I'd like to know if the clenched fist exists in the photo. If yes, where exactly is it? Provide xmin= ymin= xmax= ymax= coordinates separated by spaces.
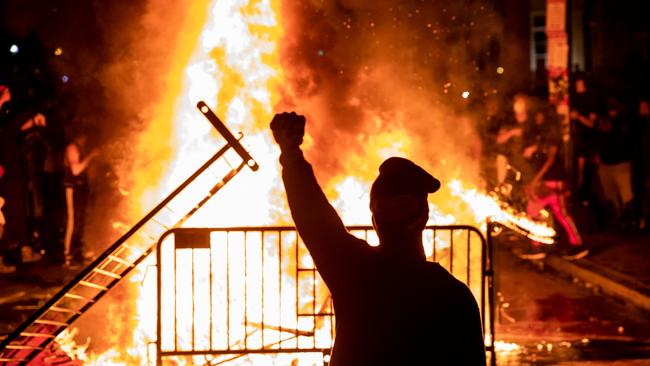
xmin=270 ymin=112 xmax=305 ymax=151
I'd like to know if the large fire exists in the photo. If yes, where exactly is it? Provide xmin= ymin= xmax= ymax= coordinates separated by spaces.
xmin=48 ymin=0 xmax=553 ymax=364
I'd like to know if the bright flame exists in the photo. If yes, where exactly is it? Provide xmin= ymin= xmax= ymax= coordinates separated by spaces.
xmin=51 ymin=0 xmax=556 ymax=362
xmin=449 ymin=180 xmax=556 ymax=244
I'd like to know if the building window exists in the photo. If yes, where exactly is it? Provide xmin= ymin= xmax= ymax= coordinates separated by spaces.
xmin=531 ymin=11 xmax=547 ymax=71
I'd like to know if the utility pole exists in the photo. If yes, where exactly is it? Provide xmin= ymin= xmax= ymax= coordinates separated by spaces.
xmin=546 ymin=0 xmax=571 ymax=175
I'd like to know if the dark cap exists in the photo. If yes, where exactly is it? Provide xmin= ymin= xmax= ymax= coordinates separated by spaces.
xmin=370 ymin=157 xmax=440 ymax=201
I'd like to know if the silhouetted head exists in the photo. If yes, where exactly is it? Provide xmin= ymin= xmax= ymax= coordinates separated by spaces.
xmin=512 ymin=93 xmax=528 ymax=123
xmin=574 ymin=78 xmax=587 ymax=94
xmin=369 ymin=157 xmax=440 ymax=257
xmin=533 ymin=102 xmax=555 ymax=126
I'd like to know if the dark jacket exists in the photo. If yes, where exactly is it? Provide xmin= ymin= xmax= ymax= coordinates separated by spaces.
xmin=281 ymin=152 xmax=486 ymax=366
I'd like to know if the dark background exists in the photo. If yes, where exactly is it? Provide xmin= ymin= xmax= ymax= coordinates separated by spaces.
xmin=2 ymin=0 xmax=649 ymax=136
xmin=1 ymin=0 xmax=649 ymax=241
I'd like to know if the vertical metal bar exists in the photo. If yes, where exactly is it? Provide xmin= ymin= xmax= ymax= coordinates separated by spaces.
xmin=226 ymin=232 xmax=231 ymax=350
xmin=295 ymin=233 xmax=300 ymax=347
xmin=244 ymin=231 xmax=248 ymax=349
xmin=261 ymin=231 xmax=265 ymax=349
xmin=191 ymin=248 xmax=195 ymax=351
xmin=433 ymin=228 xmax=437 ymax=262
xmin=174 ymin=242 xmax=178 ymax=352
xmin=467 ymin=230 xmax=471 ymax=287
xmin=312 ymin=241 xmax=316 ymax=349
xmin=449 ymin=229 xmax=454 ymax=274
xmin=329 ymin=295 xmax=335 ymax=347
xmin=156 ymin=236 xmax=163 ymax=366
xmin=209 ymin=232 xmax=213 ymax=351
xmin=487 ymin=222 xmax=496 ymax=366
xmin=278 ymin=230 xmax=283 ymax=349
xmin=481 ymin=228 xmax=486 ymax=328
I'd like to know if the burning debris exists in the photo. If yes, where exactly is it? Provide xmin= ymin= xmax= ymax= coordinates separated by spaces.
xmin=0 ymin=0 xmax=557 ymax=364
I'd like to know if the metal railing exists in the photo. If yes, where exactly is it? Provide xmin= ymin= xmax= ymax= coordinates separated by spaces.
xmin=156 ymin=225 xmax=495 ymax=365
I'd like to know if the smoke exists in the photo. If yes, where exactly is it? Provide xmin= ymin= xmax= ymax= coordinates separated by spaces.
xmin=66 ymin=0 xmax=504 ymax=359
xmin=277 ymin=0 xmax=503 ymax=197
xmin=72 ymin=0 xmax=210 ymax=359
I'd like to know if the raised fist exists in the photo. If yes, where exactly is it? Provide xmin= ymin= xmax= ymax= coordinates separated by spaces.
xmin=270 ymin=112 xmax=305 ymax=151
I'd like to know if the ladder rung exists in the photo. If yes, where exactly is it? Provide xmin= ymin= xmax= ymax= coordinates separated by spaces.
xmin=151 ymin=218 xmax=170 ymax=230
xmin=297 ymin=268 xmax=316 ymax=272
xmin=34 ymin=319 xmax=68 ymax=327
xmin=49 ymin=306 xmax=81 ymax=315
xmin=0 ymin=358 xmax=28 ymax=362
xmin=121 ymin=243 xmax=137 ymax=251
xmin=107 ymin=255 xmax=134 ymax=267
xmin=5 ymin=344 xmax=44 ymax=350
xmin=63 ymin=293 xmax=95 ymax=302
xmin=79 ymin=281 xmax=109 ymax=291
xmin=19 ymin=332 xmax=56 ymax=338
xmin=92 ymin=268 xmax=122 ymax=279
xmin=140 ymin=232 xmax=156 ymax=241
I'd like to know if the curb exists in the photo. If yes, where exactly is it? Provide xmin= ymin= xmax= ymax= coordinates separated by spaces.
xmin=545 ymin=255 xmax=650 ymax=312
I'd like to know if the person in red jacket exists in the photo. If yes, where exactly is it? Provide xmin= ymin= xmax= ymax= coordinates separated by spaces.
xmin=271 ymin=112 xmax=486 ymax=366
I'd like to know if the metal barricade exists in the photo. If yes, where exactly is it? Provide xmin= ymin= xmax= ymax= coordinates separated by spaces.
xmin=156 ymin=225 xmax=494 ymax=365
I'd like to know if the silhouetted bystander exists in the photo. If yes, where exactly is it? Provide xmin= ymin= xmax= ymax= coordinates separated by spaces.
xmin=63 ymin=133 xmax=97 ymax=266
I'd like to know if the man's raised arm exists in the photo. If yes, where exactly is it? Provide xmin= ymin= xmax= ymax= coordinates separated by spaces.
xmin=271 ymin=112 xmax=367 ymax=289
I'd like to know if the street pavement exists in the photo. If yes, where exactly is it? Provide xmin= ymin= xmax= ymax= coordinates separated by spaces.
xmin=494 ymin=231 xmax=650 ymax=365
xmin=1 ymin=231 xmax=649 ymax=365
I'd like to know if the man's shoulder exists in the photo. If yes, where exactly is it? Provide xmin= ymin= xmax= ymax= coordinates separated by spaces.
xmin=421 ymin=263 xmax=479 ymax=315
xmin=426 ymin=263 xmax=472 ymax=292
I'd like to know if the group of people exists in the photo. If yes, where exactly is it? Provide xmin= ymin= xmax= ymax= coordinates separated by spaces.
xmin=485 ymin=76 xmax=650 ymax=259
xmin=570 ymin=77 xmax=650 ymax=231
xmin=0 ymin=84 xmax=96 ymax=273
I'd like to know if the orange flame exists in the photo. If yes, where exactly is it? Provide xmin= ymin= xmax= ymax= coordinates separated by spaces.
xmin=53 ymin=0 xmax=555 ymax=363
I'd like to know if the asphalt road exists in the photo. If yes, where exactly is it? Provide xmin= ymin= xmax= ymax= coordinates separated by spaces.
xmin=1 ymin=234 xmax=650 ymax=365
xmin=493 ymin=234 xmax=650 ymax=365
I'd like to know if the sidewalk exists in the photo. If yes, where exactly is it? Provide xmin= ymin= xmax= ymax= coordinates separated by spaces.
xmin=544 ymin=232 xmax=650 ymax=312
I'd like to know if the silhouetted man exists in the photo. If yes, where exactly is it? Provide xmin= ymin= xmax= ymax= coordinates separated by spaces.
xmin=271 ymin=112 xmax=486 ymax=365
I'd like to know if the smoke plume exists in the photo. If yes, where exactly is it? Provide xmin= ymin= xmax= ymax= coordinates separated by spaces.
xmin=277 ymin=0 xmax=503 ymax=208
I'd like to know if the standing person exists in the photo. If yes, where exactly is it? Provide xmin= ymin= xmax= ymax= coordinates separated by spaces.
xmin=495 ymin=93 xmax=530 ymax=184
xmin=17 ymin=112 xmax=49 ymax=261
xmin=493 ymin=93 xmax=531 ymax=211
xmin=63 ymin=134 xmax=97 ymax=266
xmin=570 ymin=76 xmax=598 ymax=196
xmin=635 ymin=98 xmax=650 ymax=230
xmin=518 ymin=104 xmax=588 ymax=260
xmin=595 ymin=99 xmax=635 ymax=228
xmin=271 ymin=112 xmax=486 ymax=365
xmin=0 ymin=85 xmax=15 ymax=273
